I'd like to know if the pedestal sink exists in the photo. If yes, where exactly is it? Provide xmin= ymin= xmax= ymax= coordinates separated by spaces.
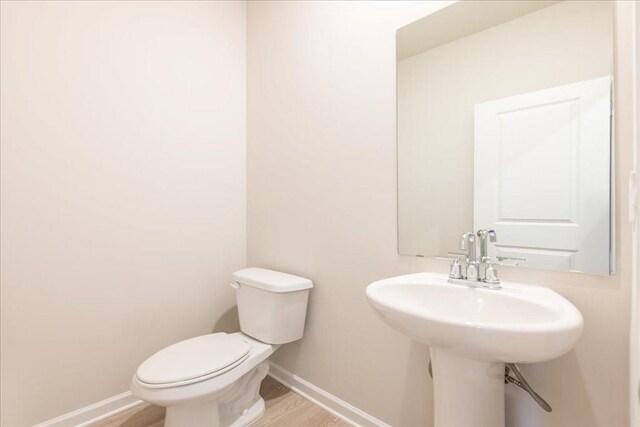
xmin=366 ymin=273 xmax=583 ymax=427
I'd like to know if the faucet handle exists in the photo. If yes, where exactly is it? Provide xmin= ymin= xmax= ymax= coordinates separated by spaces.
xmin=484 ymin=260 xmax=500 ymax=287
xmin=435 ymin=254 xmax=465 ymax=279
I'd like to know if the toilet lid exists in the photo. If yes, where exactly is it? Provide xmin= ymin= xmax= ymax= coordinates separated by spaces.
xmin=136 ymin=333 xmax=250 ymax=386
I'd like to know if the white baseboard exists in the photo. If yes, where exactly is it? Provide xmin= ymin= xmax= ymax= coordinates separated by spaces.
xmin=34 ymin=392 xmax=143 ymax=427
xmin=267 ymin=362 xmax=390 ymax=427
xmin=34 ymin=363 xmax=388 ymax=427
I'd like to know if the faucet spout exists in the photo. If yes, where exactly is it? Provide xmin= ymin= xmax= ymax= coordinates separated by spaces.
xmin=477 ymin=229 xmax=496 ymax=261
xmin=461 ymin=232 xmax=477 ymax=261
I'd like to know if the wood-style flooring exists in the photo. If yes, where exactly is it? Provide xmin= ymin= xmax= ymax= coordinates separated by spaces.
xmin=95 ymin=376 xmax=349 ymax=427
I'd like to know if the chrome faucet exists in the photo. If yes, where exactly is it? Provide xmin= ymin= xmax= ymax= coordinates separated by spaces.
xmin=460 ymin=232 xmax=479 ymax=280
xmin=477 ymin=229 xmax=496 ymax=261
xmin=437 ymin=229 xmax=524 ymax=289
xmin=477 ymin=229 xmax=497 ymax=286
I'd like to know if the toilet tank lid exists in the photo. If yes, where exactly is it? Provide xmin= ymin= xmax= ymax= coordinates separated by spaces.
xmin=233 ymin=268 xmax=313 ymax=292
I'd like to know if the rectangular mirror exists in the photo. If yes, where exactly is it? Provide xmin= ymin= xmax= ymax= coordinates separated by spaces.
xmin=397 ymin=0 xmax=614 ymax=275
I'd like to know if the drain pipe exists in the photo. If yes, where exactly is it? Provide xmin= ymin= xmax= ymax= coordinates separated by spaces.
xmin=504 ymin=364 xmax=552 ymax=412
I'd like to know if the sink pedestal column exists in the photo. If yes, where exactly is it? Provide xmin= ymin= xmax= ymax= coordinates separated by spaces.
xmin=430 ymin=348 xmax=505 ymax=427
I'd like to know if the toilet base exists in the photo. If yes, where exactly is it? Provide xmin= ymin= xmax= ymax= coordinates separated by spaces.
xmin=165 ymin=399 xmax=220 ymax=427
xmin=164 ymin=361 xmax=270 ymax=427
xmin=164 ymin=398 xmax=266 ymax=427
xmin=229 ymin=398 xmax=265 ymax=427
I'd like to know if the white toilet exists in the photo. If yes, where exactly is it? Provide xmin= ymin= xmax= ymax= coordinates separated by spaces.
xmin=130 ymin=268 xmax=312 ymax=427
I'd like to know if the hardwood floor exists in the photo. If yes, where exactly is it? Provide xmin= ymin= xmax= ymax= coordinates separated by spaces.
xmin=95 ymin=404 xmax=165 ymax=427
xmin=252 ymin=376 xmax=347 ymax=427
xmin=95 ymin=376 xmax=349 ymax=427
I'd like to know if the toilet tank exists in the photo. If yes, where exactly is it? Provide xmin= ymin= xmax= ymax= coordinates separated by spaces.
xmin=232 ymin=268 xmax=313 ymax=345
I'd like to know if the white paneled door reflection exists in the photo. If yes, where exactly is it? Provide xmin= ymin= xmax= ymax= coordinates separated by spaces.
xmin=474 ymin=76 xmax=612 ymax=275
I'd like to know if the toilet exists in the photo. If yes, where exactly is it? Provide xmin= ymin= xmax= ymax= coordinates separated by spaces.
xmin=130 ymin=268 xmax=313 ymax=427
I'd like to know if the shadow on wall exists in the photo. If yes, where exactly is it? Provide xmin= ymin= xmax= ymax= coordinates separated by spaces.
xmin=506 ymin=350 xmax=596 ymax=427
xmin=212 ymin=306 xmax=240 ymax=334
xmin=399 ymin=341 xmax=434 ymax=426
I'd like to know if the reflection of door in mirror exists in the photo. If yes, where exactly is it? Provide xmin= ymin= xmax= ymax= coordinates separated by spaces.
xmin=396 ymin=0 xmax=615 ymax=275
xmin=474 ymin=76 xmax=612 ymax=275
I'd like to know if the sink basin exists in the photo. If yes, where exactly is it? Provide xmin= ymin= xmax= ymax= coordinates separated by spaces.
xmin=366 ymin=272 xmax=583 ymax=363
xmin=366 ymin=272 xmax=583 ymax=427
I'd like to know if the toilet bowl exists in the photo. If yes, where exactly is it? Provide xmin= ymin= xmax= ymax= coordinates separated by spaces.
xmin=130 ymin=268 xmax=312 ymax=427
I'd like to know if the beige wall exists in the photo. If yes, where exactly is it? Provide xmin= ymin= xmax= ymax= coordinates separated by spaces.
xmin=398 ymin=1 xmax=613 ymax=257
xmin=0 ymin=1 xmax=246 ymax=425
xmin=247 ymin=1 xmax=632 ymax=426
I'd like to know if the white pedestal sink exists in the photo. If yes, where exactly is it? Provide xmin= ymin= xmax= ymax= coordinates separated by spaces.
xmin=366 ymin=273 xmax=583 ymax=427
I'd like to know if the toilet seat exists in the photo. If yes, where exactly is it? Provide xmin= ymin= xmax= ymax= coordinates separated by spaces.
xmin=135 ymin=333 xmax=251 ymax=389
